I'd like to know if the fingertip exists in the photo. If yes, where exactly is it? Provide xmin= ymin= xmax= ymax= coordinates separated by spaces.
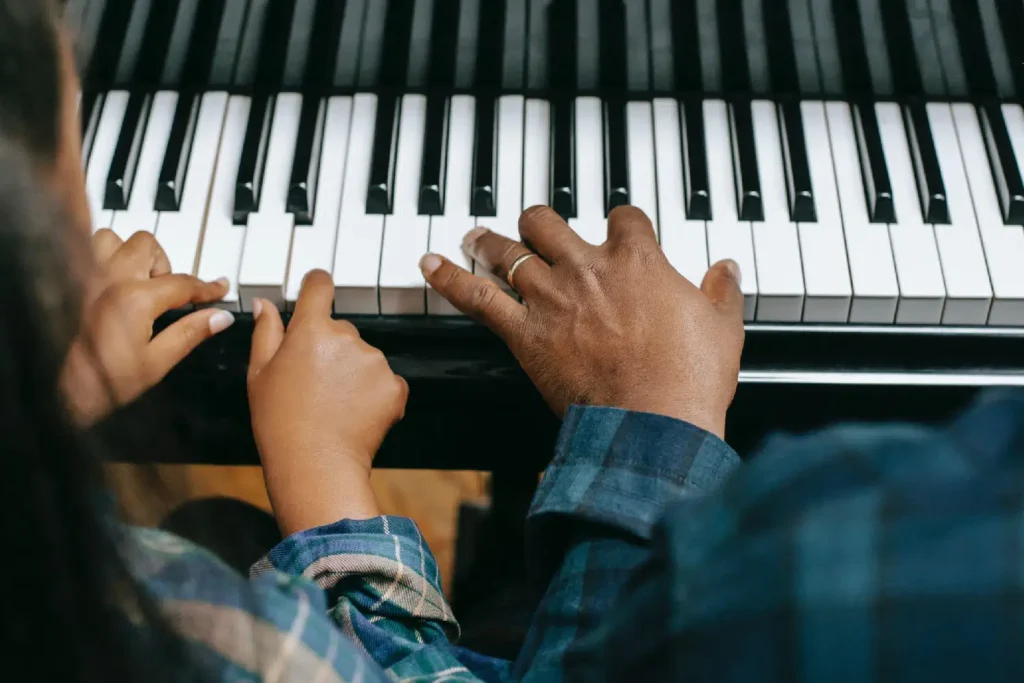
xmin=209 ymin=309 xmax=235 ymax=335
xmin=419 ymin=253 xmax=443 ymax=277
xmin=719 ymin=259 xmax=742 ymax=286
xmin=252 ymin=297 xmax=264 ymax=319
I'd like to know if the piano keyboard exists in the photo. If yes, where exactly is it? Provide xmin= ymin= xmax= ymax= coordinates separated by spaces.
xmin=70 ymin=0 xmax=1024 ymax=326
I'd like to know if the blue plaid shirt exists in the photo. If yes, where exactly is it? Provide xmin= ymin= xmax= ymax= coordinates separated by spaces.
xmin=124 ymin=389 xmax=1024 ymax=681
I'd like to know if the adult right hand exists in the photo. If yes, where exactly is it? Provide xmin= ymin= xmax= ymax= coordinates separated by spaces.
xmin=419 ymin=206 xmax=745 ymax=439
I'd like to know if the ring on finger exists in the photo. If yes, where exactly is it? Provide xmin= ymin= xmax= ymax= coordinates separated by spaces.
xmin=506 ymin=253 xmax=537 ymax=292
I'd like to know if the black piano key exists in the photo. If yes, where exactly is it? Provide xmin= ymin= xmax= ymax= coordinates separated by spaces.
xmin=547 ymin=0 xmax=577 ymax=91
xmin=831 ymin=0 xmax=874 ymax=97
xmin=995 ymin=0 xmax=1024 ymax=96
xmin=81 ymin=92 xmax=104 ymax=165
xmin=73 ymin=0 xmax=107 ymax=80
xmin=233 ymin=0 xmax=272 ymax=88
xmin=472 ymin=97 xmax=498 ymax=217
xmin=366 ymin=95 xmax=401 ymax=215
xmin=84 ymin=0 xmax=134 ymax=87
xmin=283 ymin=0 xmax=318 ymax=89
xmin=551 ymin=99 xmax=576 ymax=220
xmin=377 ymin=0 xmax=416 ymax=87
xmin=879 ymin=0 xmax=923 ymax=95
xmin=104 ymin=93 xmax=151 ymax=211
xmin=156 ymin=93 xmax=200 ymax=211
xmin=778 ymin=101 xmax=816 ymax=223
xmin=475 ymin=0 xmax=507 ymax=89
xmin=233 ymin=95 xmax=274 ymax=225
xmin=426 ymin=0 xmax=460 ymax=89
xmin=132 ymin=0 xmax=183 ymax=86
xmin=418 ymin=97 xmax=448 ymax=216
xmin=681 ymin=99 xmax=711 ymax=221
xmin=160 ymin=0 xmax=202 ymax=86
xmin=979 ymin=103 xmax=1024 ymax=225
xmin=729 ymin=103 xmax=763 ymax=222
xmin=903 ymin=104 xmax=949 ymax=225
xmin=304 ymin=0 xmax=350 ymax=89
xmin=947 ymin=0 xmax=997 ymax=98
xmin=670 ymin=0 xmax=702 ymax=92
xmin=113 ymin=0 xmax=155 ymax=85
xmin=852 ymin=103 xmax=895 ymax=224
xmin=718 ymin=0 xmax=750 ymax=94
xmin=207 ymin=0 xmax=249 ymax=87
xmin=598 ymin=0 xmax=627 ymax=92
xmin=603 ymin=100 xmax=629 ymax=214
xmin=287 ymin=98 xmax=326 ymax=225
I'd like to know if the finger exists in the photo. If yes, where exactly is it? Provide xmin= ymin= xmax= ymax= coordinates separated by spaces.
xmin=606 ymin=205 xmax=658 ymax=246
xmin=136 ymin=275 xmax=230 ymax=317
xmin=248 ymin=298 xmax=285 ymax=381
xmin=701 ymin=259 xmax=745 ymax=320
xmin=145 ymin=308 xmax=236 ymax=384
xmin=92 ymin=229 xmax=123 ymax=266
xmin=292 ymin=269 xmax=335 ymax=321
xmin=462 ymin=227 xmax=549 ymax=297
xmin=108 ymin=231 xmax=172 ymax=280
xmin=420 ymin=253 xmax=527 ymax=343
xmin=517 ymin=205 xmax=591 ymax=264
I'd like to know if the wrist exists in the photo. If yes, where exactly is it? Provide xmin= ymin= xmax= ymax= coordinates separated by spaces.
xmin=259 ymin=444 xmax=381 ymax=536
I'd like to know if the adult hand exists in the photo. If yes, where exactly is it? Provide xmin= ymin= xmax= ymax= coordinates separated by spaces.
xmin=247 ymin=270 xmax=408 ymax=535
xmin=419 ymin=206 xmax=744 ymax=438
xmin=62 ymin=230 xmax=234 ymax=425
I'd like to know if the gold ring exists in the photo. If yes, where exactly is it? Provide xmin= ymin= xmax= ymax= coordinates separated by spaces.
xmin=506 ymin=253 xmax=537 ymax=292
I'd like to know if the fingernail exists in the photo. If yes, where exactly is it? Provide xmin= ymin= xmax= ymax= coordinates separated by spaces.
xmin=723 ymin=259 xmax=742 ymax=286
xmin=213 ymin=277 xmax=230 ymax=288
xmin=252 ymin=298 xmax=263 ymax=318
xmin=419 ymin=253 xmax=443 ymax=276
xmin=462 ymin=227 xmax=489 ymax=252
xmin=209 ymin=310 xmax=235 ymax=335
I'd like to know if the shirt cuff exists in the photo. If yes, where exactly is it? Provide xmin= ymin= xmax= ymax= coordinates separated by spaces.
xmin=251 ymin=516 xmax=459 ymax=640
xmin=528 ymin=405 xmax=741 ymax=561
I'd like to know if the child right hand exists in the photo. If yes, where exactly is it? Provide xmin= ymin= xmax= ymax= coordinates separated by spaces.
xmin=247 ymin=270 xmax=408 ymax=535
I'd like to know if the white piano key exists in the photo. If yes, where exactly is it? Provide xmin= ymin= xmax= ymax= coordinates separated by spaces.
xmin=750 ymin=100 xmax=804 ymax=322
xmin=522 ymin=99 xmax=551 ymax=209
xmin=238 ymin=94 xmax=303 ymax=312
xmin=195 ymin=95 xmax=251 ymax=310
xmin=704 ymin=99 xmax=757 ymax=321
xmin=953 ymin=104 xmax=1024 ymax=326
xmin=82 ymin=92 xmax=104 ymax=168
xmin=428 ymin=95 xmax=475 ymax=315
xmin=111 ymin=91 xmax=177 ymax=240
xmin=285 ymin=96 xmax=352 ymax=308
xmin=797 ymin=101 xmax=852 ymax=322
xmin=334 ymin=94 xmax=384 ymax=314
xmin=625 ymin=101 xmax=658 ymax=230
xmin=379 ymin=94 xmax=430 ymax=314
xmin=926 ymin=103 xmax=993 ymax=325
xmin=824 ymin=102 xmax=899 ymax=323
xmin=478 ymin=95 xmax=526 ymax=291
xmin=86 ymin=91 xmax=129 ymax=233
xmin=155 ymin=92 xmax=229 ymax=278
xmin=875 ymin=102 xmax=946 ymax=324
xmin=569 ymin=96 xmax=606 ymax=246
xmin=653 ymin=99 xmax=708 ymax=286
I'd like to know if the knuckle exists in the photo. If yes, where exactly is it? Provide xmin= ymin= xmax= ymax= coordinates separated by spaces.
xmin=438 ymin=262 xmax=463 ymax=292
xmin=497 ymin=242 xmax=524 ymax=274
xmin=334 ymin=319 xmax=360 ymax=337
xmin=467 ymin=281 xmax=500 ymax=314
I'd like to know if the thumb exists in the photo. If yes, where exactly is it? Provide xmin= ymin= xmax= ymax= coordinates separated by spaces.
xmin=248 ymin=298 xmax=285 ymax=383
xmin=700 ymin=259 xmax=745 ymax=319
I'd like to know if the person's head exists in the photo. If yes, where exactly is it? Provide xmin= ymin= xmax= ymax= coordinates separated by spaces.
xmin=0 ymin=0 xmax=91 ymax=238
xmin=0 ymin=4 xmax=194 ymax=681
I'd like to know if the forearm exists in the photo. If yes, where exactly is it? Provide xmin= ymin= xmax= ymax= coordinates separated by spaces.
xmin=513 ymin=406 xmax=741 ymax=679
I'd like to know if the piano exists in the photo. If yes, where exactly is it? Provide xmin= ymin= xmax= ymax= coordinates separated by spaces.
xmin=66 ymin=0 xmax=1024 ymax=469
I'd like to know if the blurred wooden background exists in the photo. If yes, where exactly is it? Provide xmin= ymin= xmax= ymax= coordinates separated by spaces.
xmin=105 ymin=465 xmax=490 ymax=594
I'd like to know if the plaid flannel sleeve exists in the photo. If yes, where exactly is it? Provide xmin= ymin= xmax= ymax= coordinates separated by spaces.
xmin=511 ymin=405 xmax=741 ymax=680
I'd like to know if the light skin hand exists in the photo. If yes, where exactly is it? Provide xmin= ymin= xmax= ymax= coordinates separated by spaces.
xmin=247 ymin=270 xmax=409 ymax=536
xmin=61 ymin=230 xmax=235 ymax=425
xmin=419 ymin=205 xmax=745 ymax=439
